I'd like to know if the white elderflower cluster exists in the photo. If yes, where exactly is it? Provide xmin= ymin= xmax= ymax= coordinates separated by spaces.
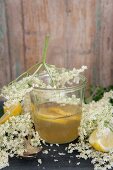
xmin=50 ymin=94 xmax=80 ymax=105
xmin=1 ymin=65 xmax=87 ymax=107
xmin=1 ymin=66 xmax=87 ymax=107
xmin=79 ymin=91 xmax=113 ymax=140
xmin=1 ymin=76 xmax=33 ymax=107
xmin=0 ymin=113 xmax=41 ymax=169
xmin=68 ymin=90 xmax=113 ymax=170
xmin=47 ymin=65 xmax=87 ymax=88
xmin=0 ymin=150 xmax=9 ymax=169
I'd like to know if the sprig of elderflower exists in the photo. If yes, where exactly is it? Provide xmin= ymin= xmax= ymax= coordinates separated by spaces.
xmin=0 ymin=113 xmax=41 ymax=169
xmin=68 ymin=90 xmax=113 ymax=170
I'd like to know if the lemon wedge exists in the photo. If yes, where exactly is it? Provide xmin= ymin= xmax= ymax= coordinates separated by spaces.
xmin=89 ymin=128 xmax=113 ymax=152
xmin=48 ymin=107 xmax=66 ymax=116
xmin=0 ymin=102 xmax=22 ymax=124
xmin=35 ymin=107 xmax=67 ymax=124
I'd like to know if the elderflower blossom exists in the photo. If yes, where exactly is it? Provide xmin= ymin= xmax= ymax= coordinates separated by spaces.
xmin=0 ymin=113 xmax=41 ymax=169
xmin=1 ymin=76 xmax=33 ymax=107
xmin=1 ymin=65 xmax=87 ymax=109
xmin=79 ymin=91 xmax=113 ymax=140
xmin=50 ymin=94 xmax=80 ymax=105
xmin=68 ymin=90 xmax=113 ymax=170
xmin=0 ymin=150 xmax=9 ymax=169
xmin=47 ymin=65 xmax=87 ymax=88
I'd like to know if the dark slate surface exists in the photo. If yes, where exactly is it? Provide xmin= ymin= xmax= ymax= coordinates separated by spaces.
xmin=4 ymin=144 xmax=94 ymax=170
xmin=0 ymin=101 xmax=94 ymax=170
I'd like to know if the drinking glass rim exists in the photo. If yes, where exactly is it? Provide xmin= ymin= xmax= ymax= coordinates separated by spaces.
xmin=32 ymin=74 xmax=87 ymax=92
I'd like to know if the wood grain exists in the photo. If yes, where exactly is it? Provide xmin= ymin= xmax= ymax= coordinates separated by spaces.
xmin=36 ymin=0 xmax=67 ymax=67
xmin=0 ymin=0 xmax=11 ymax=87
xmin=5 ymin=0 xmax=25 ymax=80
xmin=64 ymin=0 xmax=96 ymax=86
xmin=22 ymin=0 xmax=67 ymax=69
xmin=22 ymin=0 xmax=39 ymax=70
xmin=0 ymin=0 xmax=113 ymax=88
xmin=97 ymin=0 xmax=113 ymax=86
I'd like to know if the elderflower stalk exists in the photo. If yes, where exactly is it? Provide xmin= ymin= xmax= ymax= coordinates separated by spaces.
xmin=42 ymin=35 xmax=49 ymax=65
xmin=8 ymin=35 xmax=55 ymax=87
xmin=32 ymin=63 xmax=43 ymax=77
xmin=32 ymin=35 xmax=50 ymax=77
xmin=31 ymin=35 xmax=55 ymax=87
xmin=15 ymin=62 xmax=42 ymax=81
xmin=44 ymin=63 xmax=56 ymax=87
xmin=42 ymin=35 xmax=55 ymax=87
xmin=41 ymin=35 xmax=55 ymax=87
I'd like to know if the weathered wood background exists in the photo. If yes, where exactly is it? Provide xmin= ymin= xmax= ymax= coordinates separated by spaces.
xmin=0 ymin=0 xmax=113 ymax=88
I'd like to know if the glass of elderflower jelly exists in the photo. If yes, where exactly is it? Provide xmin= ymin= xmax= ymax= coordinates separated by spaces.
xmin=30 ymin=73 xmax=86 ymax=144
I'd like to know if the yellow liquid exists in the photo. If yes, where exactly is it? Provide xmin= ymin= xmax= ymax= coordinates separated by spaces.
xmin=33 ymin=103 xmax=82 ymax=144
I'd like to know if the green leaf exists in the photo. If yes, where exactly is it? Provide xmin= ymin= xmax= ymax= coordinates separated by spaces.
xmin=0 ymin=102 xmax=4 ymax=118
xmin=85 ymin=85 xmax=113 ymax=103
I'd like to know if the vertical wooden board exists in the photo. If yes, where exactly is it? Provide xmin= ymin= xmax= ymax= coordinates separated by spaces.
xmin=64 ymin=0 xmax=96 ymax=86
xmin=0 ymin=0 xmax=10 ymax=87
xmin=98 ymin=0 xmax=113 ymax=86
xmin=23 ymin=0 xmax=67 ymax=69
xmin=22 ymin=0 xmax=40 ymax=69
xmin=92 ymin=0 xmax=102 ymax=86
xmin=37 ymin=0 xmax=67 ymax=67
xmin=5 ymin=0 xmax=25 ymax=80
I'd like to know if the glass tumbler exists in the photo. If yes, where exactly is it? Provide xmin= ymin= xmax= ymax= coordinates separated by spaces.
xmin=30 ymin=74 xmax=86 ymax=144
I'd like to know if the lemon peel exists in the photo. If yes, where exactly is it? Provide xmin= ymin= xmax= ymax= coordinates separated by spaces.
xmin=0 ymin=102 xmax=22 ymax=124
xmin=89 ymin=128 xmax=113 ymax=152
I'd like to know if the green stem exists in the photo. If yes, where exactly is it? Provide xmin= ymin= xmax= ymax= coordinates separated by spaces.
xmin=8 ymin=35 xmax=51 ymax=86
xmin=42 ymin=35 xmax=50 ymax=64
xmin=85 ymin=87 xmax=98 ymax=104
xmin=44 ymin=63 xmax=55 ymax=87
xmin=26 ymin=62 xmax=42 ymax=74
xmin=32 ymin=63 xmax=43 ymax=77
xmin=8 ymin=62 xmax=42 ymax=86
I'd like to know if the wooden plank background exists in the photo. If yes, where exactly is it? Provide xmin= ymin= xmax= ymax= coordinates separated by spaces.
xmin=0 ymin=0 xmax=113 ymax=88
